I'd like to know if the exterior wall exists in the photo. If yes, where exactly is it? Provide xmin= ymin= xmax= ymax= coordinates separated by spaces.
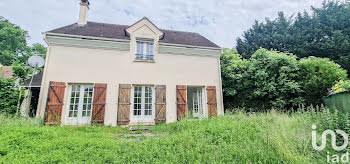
xmin=37 ymin=44 xmax=223 ymax=126
xmin=38 ymin=21 xmax=223 ymax=126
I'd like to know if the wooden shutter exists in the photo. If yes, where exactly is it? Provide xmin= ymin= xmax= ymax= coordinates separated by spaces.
xmin=91 ymin=83 xmax=107 ymax=125
xmin=176 ymin=85 xmax=187 ymax=120
xmin=117 ymin=84 xmax=131 ymax=125
xmin=206 ymin=86 xmax=218 ymax=117
xmin=155 ymin=85 xmax=166 ymax=123
xmin=44 ymin=81 xmax=66 ymax=125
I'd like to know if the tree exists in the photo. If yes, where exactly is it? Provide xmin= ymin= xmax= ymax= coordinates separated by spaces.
xmin=0 ymin=16 xmax=30 ymax=65
xmin=31 ymin=43 xmax=47 ymax=56
xmin=236 ymin=1 xmax=350 ymax=74
xmin=0 ymin=16 xmax=47 ymax=66
xmin=297 ymin=57 xmax=348 ymax=105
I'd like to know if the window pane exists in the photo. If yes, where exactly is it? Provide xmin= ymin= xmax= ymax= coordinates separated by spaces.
xmin=136 ymin=40 xmax=153 ymax=61
xmin=69 ymin=85 xmax=81 ymax=118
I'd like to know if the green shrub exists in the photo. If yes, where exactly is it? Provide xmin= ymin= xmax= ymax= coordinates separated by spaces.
xmin=220 ymin=48 xmax=250 ymax=108
xmin=0 ymin=78 xmax=21 ymax=114
xmin=221 ymin=48 xmax=348 ymax=110
xmin=222 ymin=48 xmax=303 ymax=110
xmin=297 ymin=57 xmax=348 ymax=105
xmin=331 ymin=79 xmax=350 ymax=94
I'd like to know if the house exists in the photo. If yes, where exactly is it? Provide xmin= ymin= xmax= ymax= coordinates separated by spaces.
xmin=0 ymin=65 xmax=13 ymax=79
xmin=37 ymin=0 xmax=223 ymax=126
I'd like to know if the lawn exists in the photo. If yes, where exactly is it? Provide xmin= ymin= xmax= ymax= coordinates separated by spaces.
xmin=0 ymin=111 xmax=329 ymax=163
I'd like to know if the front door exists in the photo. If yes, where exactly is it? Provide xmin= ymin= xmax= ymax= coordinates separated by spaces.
xmin=65 ymin=84 xmax=94 ymax=125
xmin=132 ymin=86 xmax=154 ymax=123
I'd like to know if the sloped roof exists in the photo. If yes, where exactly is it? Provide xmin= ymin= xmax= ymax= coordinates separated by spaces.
xmin=47 ymin=21 xmax=220 ymax=48
xmin=21 ymin=71 xmax=43 ymax=87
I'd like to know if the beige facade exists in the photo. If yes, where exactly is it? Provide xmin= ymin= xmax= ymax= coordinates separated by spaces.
xmin=37 ymin=18 xmax=223 ymax=126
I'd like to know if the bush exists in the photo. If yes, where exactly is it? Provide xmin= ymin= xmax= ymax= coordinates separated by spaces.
xmin=331 ymin=79 xmax=350 ymax=94
xmin=220 ymin=48 xmax=249 ymax=108
xmin=0 ymin=78 xmax=21 ymax=114
xmin=222 ymin=48 xmax=303 ymax=110
xmin=297 ymin=57 xmax=348 ymax=105
xmin=222 ymin=48 xmax=348 ymax=110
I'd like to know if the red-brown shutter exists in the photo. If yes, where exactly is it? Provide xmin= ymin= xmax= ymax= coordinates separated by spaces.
xmin=117 ymin=84 xmax=131 ymax=125
xmin=176 ymin=85 xmax=187 ymax=120
xmin=155 ymin=85 xmax=166 ymax=123
xmin=91 ymin=83 xmax=107 ymax=125
xmin=44 ymin=81 xmax=66 ymax=125
xmin=206 ymin=86 xmax=218 ymax=117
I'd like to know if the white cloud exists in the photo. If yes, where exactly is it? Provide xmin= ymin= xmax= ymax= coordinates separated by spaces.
xmin=0 ymin=0 xmax=322 ymax=48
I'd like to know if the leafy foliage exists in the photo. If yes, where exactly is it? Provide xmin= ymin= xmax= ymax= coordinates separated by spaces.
xmin=0 ymin=16 xmax=29 ymax=65
xmin=0 ymin=16 xmax=46 ymax=66
xmin=236 ymin=1 xmax=350 ymax=74
xmin=31 ymin=43 xmax=47 ymax=55
xmin=11 ymin=60 xmax=29 ymax=79
xmin=331 ymin=79 xmax=350 ymax=94
xmin=0 ymin=78 xmax=21 ymax=114
xmin=221 ymin=48 xmax=303 ymax=109
xmin=220 ymin=49 xmax=250 ymax=108
xmin=297 ymin=57 xmax=348 ymax=105
xmin=221 ymin=48 xmax=347 ymax=109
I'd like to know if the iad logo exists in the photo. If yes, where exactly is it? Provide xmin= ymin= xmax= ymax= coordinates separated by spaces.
xmin=312 ymin=124 xmax=348 ymax=151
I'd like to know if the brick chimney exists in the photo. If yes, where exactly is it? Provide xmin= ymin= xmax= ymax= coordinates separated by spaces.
xmin=78 ymin=0 xmax=90 ymax=26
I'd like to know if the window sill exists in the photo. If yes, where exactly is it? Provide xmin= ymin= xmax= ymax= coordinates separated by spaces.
xmin=133 ymin=59 xmax=155 ymax=63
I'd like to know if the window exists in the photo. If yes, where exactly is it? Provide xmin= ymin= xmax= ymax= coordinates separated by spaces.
xmin=136 ymin=40 xmax=154 ymax=61
xmin=133 ymin=86 xmax=153 ymax=116
xmin=68 ymin=85 xmax=94 ymax=121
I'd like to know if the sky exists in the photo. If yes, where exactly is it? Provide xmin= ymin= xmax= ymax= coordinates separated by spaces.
xmin=0 ymin=0 xmax=323 ymax=48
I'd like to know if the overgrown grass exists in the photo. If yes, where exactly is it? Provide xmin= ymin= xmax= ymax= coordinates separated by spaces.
xmin=0 ymin=110 xmax=338 ymax=163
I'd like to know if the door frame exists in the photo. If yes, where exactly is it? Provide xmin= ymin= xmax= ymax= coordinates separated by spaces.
xmin=64 ymin=83 xmax=94 ymax=125
xmin=187 ymin=85 xmax=207 ymax=119
xmin=192 ymin=87 xmax=204 ymax=118
xmin=130 ymin=85 xmax=155 ymax=123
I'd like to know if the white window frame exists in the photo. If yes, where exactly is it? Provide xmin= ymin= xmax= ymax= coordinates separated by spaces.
xmin=65 ymin=84 xmax=94 ymax=125
xmin=135 ymin=39 xmax=154 ymax=61
xmin=192 ymin=88 xmax=204 ymax=118
xmin=131 ymin=85 xmax=155 ymax=123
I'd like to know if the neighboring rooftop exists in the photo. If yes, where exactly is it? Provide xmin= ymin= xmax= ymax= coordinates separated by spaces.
xmin=0 ymin=66 xmax=13 ymax=79
xmin=47 ymin=21 xmax=220 ymax=48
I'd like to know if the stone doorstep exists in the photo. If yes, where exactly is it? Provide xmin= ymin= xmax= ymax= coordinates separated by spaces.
xmin=129 ymin=125 xmax=154 ymax=131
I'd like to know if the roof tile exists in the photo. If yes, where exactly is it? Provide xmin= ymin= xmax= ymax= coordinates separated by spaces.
xmin=48 ymin=21 xmax=220 ymax=48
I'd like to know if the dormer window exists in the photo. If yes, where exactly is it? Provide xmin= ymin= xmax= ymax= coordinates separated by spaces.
xmin=136 ymin=39 xmax=154 ymax=61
